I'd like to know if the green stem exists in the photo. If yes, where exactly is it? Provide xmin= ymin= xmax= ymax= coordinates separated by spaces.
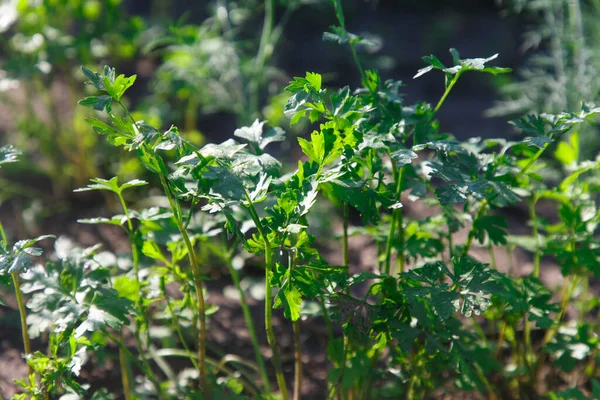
xmin=117 ymin=192 xmax=155 ymax=394
xmin=462 ymin=200 xmax=487 ymax=257
xmin=159 ymin=175 xmax=210 ymax=397
xmin=290 ymin=248 xmax=303 ymax=400
xmin=244 ymin=191 xmax=288 ymax=398
xmin=394 ymin=167 xmax=405 ymax=274
xmin=162 ymin=278 xmax=199 ymax=370
xmin=0 ymin=220 xmax=8 ymax=250
xmin=331 ymin=0 xmax=367 ymax=88
xmin=383 ymin=211 xmax=397 ymax=276
xmin=523 ymin=196 xmax=541 ymax=379
xmin=529 ymin=196 xmax=541 ymax=278
xmin=384 ymin=162 xmax=404 ymax=275
xmin=343 ymin=203 xmax=349 ymax=268
xmin=154 ymin=348 xmax=260 ymax=395
xmin=12 ymin=272 xmax=33 ymax=375
xmin=106 ymin=330 xmax=166 ymax=398
xmin=249 ymin=0 xmax=276 ymax=121
xmin=118 ymin=331 xmax=132 ymax=400
xmin=434 ymin=72 xmax=462 ymax=114
xmin=293 ymin=320 xmax=302 ymax=400
xmin=534 ymin=274 xmax=579 ymax=384
xmin=223 ymin=246 xmax=271 ymax=392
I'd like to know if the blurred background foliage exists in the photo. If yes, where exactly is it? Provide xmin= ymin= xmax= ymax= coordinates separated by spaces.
xmin=0 ymin=0 xmax=599 ymax=209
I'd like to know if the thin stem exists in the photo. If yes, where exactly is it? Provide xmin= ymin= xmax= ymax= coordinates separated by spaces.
xmin=12 ymin=272 xmax=33 ymax=375
xmin=118 ymin=331 xmax=132 ymax=400
xmin=331 ymin=0 xmax=368 ymax=87
xmin=117 ymin=192 xmax=155 ymax=394
xmin=383 ymin=211 xmax=397 ymax=276
xmin=106 ymin=330 xmax=166 ymax=398
xmin=384 ymin=162 xmax=404 ymax=275
xmin=221 ymin=245 xmax=271 ymax=392
xmin=523 ymin=196 xmax=541 ymax=380
xmin=159 ymin=175 xmax=210 ymax=397
xmin=0 ymin=220 xmax=8 ymax=250
xmin=394 ymin=167 xmax=405 ymax=275
xmin=154 ymin=348 xmax=260 ymax=395
xmin=488 ymin=243 xmax=497 ymax=270
xmin=447 ymin=230 xmax=454 ymax=261
xmin=249 ymin=0 xmax=276 ymax=121
xmin=434 ymin=72 xmax=462 ymax=114
xmin=162 ymin=279 xmax=199 ymax=370
xmin=343 ymin=203 xmax=349 ymax=268
xmin=462 ymin=201 xmax=487 ymax=257
xmin=244 ymin=191 xmax=288 ymax=398
xmin=495 ymin=321 xmax=507 ymax=358
xmin=293 ymin=320 xmax=302 ymax=400
xmin=534 ymin=275 xmax=579 ymax=384
xmin=291 ymin=250 xmax=303 ymax=400
xmin=529 ymin=196 xmax=541 ymax=279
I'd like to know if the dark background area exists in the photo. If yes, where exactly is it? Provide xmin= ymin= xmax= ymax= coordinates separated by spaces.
xmin=124 ymin=0 xmax=528 ymax=140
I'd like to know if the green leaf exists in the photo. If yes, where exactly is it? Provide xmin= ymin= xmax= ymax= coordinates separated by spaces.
xmin=414 ymin=50 xmax=510 ymax=79
xmin=246 ymin=173 xmax=271 ymax=204
xmin=204 ymin=166 xmax=245 ymax=201
xmin=137 ymin=146 xmax=168 ymax=176
xmin=234 ymin=120 xmax=286 ymax=151
xmin=142 ymin=241 xmax=170 ymax=264
xmin=78 ymin=95 xmax=112 ymax=111
xmin=113 ymin=275 xmax=140 ymax=303
xmin=278 ymin=283 xmax=303 ymax=321
xmin=119 ymin=179 xmax=148 ymax=191
xmin=555 ymin=132 xmax=579 ymax=166
xmin=74 ymin=177 xmax=120 ymax=194
xmin=473 ymin=215 xmax=508 ymax=245
xmin=84 ymin=117 xmax=120 ymax=136
xmin=305 ymin=72 xmax=322 ymax=91
xmin=109 ymin=74 xmax=137 ymax=102
xmin=322 ymin=26 xmax=373 ymax=46
xmin=0 ymin=145 xmax=21 ymax=167
xmin=199 ymin=140 xmax=247 ymax=160
xmin=522 ymin=136 xmax=553 ymax=149
xmin=81 ymin=66 xmax=105 ymax=90
xmin=390 ymin=148 xmax=418 ymax=167
xmin=13 ymin=235 xmax=55 ymax=254
xmin=77 ymin=216 xmax=127 ymax=226
xmin=74 ymin=305 xmax=123 ymax=337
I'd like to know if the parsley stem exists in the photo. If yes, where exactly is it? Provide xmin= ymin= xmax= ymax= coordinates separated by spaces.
xmin=244 ymin=190 xmax=289 ymax=399
xmin=384 ymin=162 xmax=404 ymax=275
xmin=433 ymin=72 xmax=461 ymax=115
xmin=394 ymin=167 xmax=406 ymax=275
xmin=0 ymin=220 xmax=7 ymax=250
xmin=343 ymin=202 xmax=349 ymax=268
xmin=117 ymin=192 xmax=158 ymax=398
xmin=462 ymin=200 xmax=487 ymax=257
xmin=529 ymin=196 xmax=541 ymax=279
xmin=290 ymin=250 xmax=303 ymax=400
xmin=293 ymin=319 xmax=302 ymax=400
xmin=248 ymin=0 xmax=276 ymax=122
xmin=118 ymin=331 xmax=132 ymax=400
xmin=106 ymin=330 xmax=166 ymax=398
xmin=159 ymin=174 xmax=210 ymax=397
xmin=162 ymin=278 xmax=199 ymax=370
xmin=12 ymin=271 xmax=33 ymax=375
xmin=221 ymin=244 xmax=271 ymax=392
